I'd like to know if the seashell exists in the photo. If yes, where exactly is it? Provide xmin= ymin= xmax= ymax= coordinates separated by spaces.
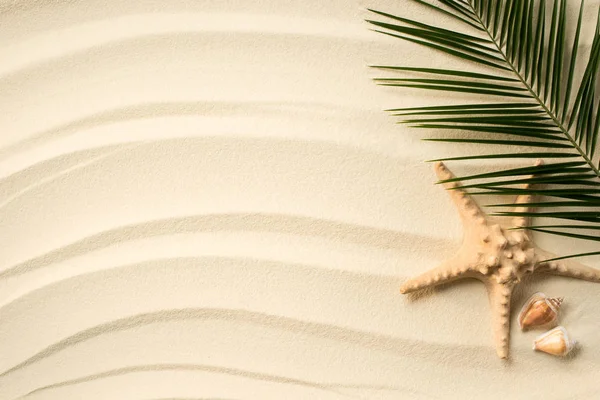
xmin=533 ymin=326 xmax=577 ymax=357
xmin=518 ymin=292 xmax=563 ymax=331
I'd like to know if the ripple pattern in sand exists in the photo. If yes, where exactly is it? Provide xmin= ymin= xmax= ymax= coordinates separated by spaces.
xmin=2 ymin=1 xmax=600 ymax=400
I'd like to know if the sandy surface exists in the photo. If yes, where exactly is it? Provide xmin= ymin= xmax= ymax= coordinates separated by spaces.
xmin=1 ymin=0 xmax=599 ymax=399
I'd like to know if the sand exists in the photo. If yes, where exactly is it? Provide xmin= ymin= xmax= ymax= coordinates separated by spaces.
xmin=1 ymin=0 xmax=599 ymax=399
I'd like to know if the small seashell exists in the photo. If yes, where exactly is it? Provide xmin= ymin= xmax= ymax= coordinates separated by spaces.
xmin=533 ymin=326 xmax=577 ymax=357
xmin=518 ymin=292 xmax=563 ymax=331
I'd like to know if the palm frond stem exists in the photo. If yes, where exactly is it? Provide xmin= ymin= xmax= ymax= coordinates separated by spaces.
xmin=463 ymin=1 xmax=600 ymax=178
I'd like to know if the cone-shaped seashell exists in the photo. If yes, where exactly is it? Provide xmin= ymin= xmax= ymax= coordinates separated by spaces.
xmin=533 ymin=326 xmax=577 ymax=357
xmin=518 ymin=292 xmax=563 ymax=331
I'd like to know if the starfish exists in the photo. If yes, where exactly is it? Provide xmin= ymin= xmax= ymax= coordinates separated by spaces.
xmin=400 ymin=161 xmax=600 ymax=359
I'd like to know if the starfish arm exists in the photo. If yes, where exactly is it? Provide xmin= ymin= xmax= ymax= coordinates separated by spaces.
xmin=434 ymin=162 xmax=485 ymax=224
xmin=512 ymin=159 xmax=544 ymax=228
xmin=536 ymin=248 xmax=600 ymax=282
xmin=486 ymin=281 xmax=514 ymax=359
xmin=400 ymin=255 xmax=474 ymax=294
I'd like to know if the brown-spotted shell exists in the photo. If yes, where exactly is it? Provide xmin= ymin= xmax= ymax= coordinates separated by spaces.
xmin=518 ymin=292 xmax=563 ymax=331
xmin=533 ymin=326 xmax=577 ymax=357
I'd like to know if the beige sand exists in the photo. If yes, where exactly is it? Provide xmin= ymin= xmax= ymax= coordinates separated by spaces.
xmin=0 ymin=0 xmax=599 ymax=399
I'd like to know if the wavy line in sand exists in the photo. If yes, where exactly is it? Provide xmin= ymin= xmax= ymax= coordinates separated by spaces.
xmin=16 ymin=363 xmax=401 ymax=399
xmin=0 ymin=144 xmax=141 ymax=209
xmin=0 ymin=213 xmax=453 ymax=279
xmin=0 ymin=308 xmax=491 ymax=380
xmin=0 ymin=100 xmax=361 ymax=161
xmin=0 ymin=143 xmax=122 ymax=183
xmin=1 ymin=255 xmax=393 ymax=310
xmin=1 ymin=12 xmax=372 ymax=79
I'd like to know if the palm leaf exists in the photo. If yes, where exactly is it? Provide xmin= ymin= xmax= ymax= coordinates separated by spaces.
xmin=369 ymin=0 xmax=600 ymax=259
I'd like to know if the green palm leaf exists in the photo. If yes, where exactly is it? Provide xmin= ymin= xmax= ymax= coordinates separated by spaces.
xmin=369 ymin=0 xmax=600 ymax=259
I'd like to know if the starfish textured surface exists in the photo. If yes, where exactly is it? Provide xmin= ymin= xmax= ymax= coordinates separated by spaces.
xmin=400 ymin=161 xmax=600 ymax=359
